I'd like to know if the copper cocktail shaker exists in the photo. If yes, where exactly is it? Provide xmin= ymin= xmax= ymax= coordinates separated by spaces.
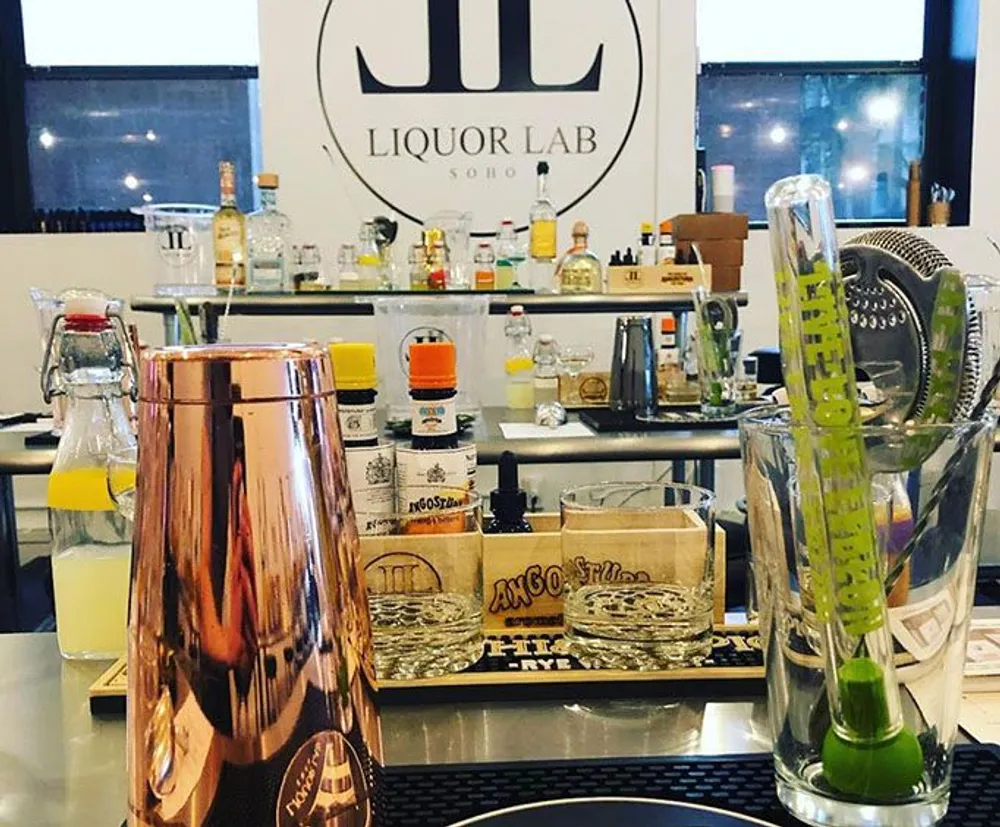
xmin=128 ymin=344 xmax=382 ymax=826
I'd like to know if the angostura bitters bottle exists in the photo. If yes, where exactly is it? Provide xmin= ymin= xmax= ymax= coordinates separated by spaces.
xmin=128 ymin=344 xmax=382 ymax=826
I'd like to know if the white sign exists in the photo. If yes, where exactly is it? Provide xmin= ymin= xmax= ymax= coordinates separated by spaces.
xmin=259 ymin=0 xmax=678 ymax=261
xmin=316 ymin=0 xmax=643 ymax=236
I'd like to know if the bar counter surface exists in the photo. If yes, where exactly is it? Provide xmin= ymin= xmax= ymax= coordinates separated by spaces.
xmin=0 ymin=633 xmax=771 ymax=827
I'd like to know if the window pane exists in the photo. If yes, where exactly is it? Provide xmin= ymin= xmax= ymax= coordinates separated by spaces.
xmin=26 ymin=77 xmax=259 ymax=211
xmin=697 ymin=0 xmax=925 ymax=63
xmin=22 ymin=0 xmax=259 ymax=66
xmin=698 ymin=72 xmax=926 ymax=222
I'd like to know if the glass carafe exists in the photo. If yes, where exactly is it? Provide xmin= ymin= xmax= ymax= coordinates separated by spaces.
xmin=41 ymin=289 xmax=137 ymax=660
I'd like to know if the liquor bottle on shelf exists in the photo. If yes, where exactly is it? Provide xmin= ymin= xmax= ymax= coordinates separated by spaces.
xmin=337 ymin=243 xmax=359 ymax=289
xmin=658 ymin=220 xmax=676 ymax=264
xmin=356 ymin=220 xmax=382 ymax=290
xmin=528 ymin=161 xmax=557 ymax=292
xmin=428 ymin=240 xmax=450 ymax=291
xmin=408 ymin=242 xmax=429 ymax=291
xmin=638 ymin=222 xmax=656 ymax=265
xmin=213 ymin=161 xmax=246 ymax=289
xmin=495 ymin=219 xmax=525 ymax=289
xmin=504 ymin=304 xmax=534 ymax=409
xmin=296 ymin=243 xmax=322 ymax=291
xmin=247 ymin=172 xmax=292 ymax=293
xmin=474 ymin=242 xmax=496 ymax=291
xmin=556 ymin=220 xmax=602 ymax=294
xmin=533 ymin=333 xmax=560 ymax=405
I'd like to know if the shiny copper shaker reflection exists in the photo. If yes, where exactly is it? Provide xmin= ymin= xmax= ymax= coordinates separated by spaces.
xmin=128 ymin=344 xmax=382 ymax=827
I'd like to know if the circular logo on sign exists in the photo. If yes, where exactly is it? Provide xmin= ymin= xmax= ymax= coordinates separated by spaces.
xmin=276 ymin=731 xmax=370 ymax=827
xmin=317 ymin=0 xmax=643 ymax=235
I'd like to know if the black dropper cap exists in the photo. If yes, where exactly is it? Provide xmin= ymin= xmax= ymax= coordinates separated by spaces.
xmin=537 ymin=161 xmax=550 ymax=175
xmin=490 ymin=450 xmax=528 ymax=524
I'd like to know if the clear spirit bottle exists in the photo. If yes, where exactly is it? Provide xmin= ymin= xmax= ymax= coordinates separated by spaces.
xmin=408 ymin=243 xmax=428 ymax=291
xmin=247 ymin=172 xmax=292 ymax=293
xmin=557 ymin=220 xmax=602 ymax=294
xmin=528 ymin=162 xmax=557 ymax=292
xmin=495 ymin=219 xmax=525 ymax=289
xmin=213 ymin=161 xmax=246 ymax=288
xmin=533 ymin=333 xmax=560 ymax=405
xmin=356 ymin=220 xmax=381 ymax=290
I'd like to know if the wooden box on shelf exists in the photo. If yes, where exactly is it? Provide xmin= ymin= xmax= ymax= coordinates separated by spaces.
xmin=606 ymin=263 xmax=711 ymax=294
xmin=558 ymin=371 xmax=611 ymax=408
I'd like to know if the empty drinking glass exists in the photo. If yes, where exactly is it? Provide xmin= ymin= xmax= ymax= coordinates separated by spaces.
xmin=561 ymin=482 xmax=716 ymax=670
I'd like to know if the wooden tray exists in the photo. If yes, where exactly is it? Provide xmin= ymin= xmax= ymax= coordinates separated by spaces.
xmin=89 ymin=626 xmax=763 ymax=714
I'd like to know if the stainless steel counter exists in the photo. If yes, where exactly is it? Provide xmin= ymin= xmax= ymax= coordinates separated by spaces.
xmin=0 ymin=633 xmax=770 ymax=827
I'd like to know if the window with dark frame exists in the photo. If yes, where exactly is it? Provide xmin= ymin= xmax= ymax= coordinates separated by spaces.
xmin=696 ymin=0 xmax=978 ymax=227
xmin=0 ymin=0 xmax=261 ymax=233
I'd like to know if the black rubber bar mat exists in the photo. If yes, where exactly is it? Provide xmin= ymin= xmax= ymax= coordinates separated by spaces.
xmin=91 ymin=629 xmax=766 ymax=714
xmin=381 ymin=745 xmax=1000 ymax=827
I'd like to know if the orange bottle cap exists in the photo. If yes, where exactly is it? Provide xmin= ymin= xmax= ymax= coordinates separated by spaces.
xmin=659 ymin=219 xmax=673 ymax=233
xmin=409 ymin=342 xmax=457 ymax=390
xmin=661 ymin=316 xmax=676 ymax=332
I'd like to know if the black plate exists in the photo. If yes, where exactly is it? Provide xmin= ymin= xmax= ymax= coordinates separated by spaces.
xmin=446 ymin=797 xmax=776 ymax=826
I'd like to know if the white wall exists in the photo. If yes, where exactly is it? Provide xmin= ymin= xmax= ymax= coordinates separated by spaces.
xmin=3 ymin=0 xmax=1000 ymax=519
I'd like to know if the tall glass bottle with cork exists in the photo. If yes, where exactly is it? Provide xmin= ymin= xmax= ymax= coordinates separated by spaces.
xmin=528 ymin=161 xmax=557 ymax=292
xmin=247 ymin=172 xmax=292 ymax=292
xmin=213 ymin=161 xmax=247 ymax=289
xmin=41 ymin=291 xmax=136 ymax=659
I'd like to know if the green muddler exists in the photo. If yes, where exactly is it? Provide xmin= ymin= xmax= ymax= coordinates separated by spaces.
xmin=766 ymin=176 xmax=922 ymax=798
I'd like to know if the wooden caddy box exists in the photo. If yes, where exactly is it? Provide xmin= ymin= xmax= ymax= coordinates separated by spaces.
xmin=483 ymin=512 xmax=727 ymax=631
xmin=606 ymin=263 xmax=711 ymax=294
xmin=359 ymin=511 xmax=727 ymax=633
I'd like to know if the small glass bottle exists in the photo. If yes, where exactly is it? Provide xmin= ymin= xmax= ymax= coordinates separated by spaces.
xmin=409 ymin=342 xmax=459 ymax=451
xmin=247 ymin=172 xmax=292 ymax=293
xmin=213 ymin=160 xmax=246 ymax=289
xmin=557 ymin=221 xmax=602 ymax=294
xmin=533 ymin=333 xmax=560 ymax=405
xmin=356 ymin=220 xmax=382 ymax=290
xmin=658 ymin=220 xmax=676 ymax=264
xmin=638 ymin=222 xmax=657 ymax=265
xmin=408 ymin=243 xmax=429 ymax=291
xmin=495 ymin=219 xmax=525 ymax=289
xmin=504 ymin=304 xmax=534 ymax=409
xmin=484 ymin=451 xmax=532 ymax=534
xmin=528 ymin=161 xmax=557 ymax=292
xmin=337 ymin=243 xmax=359 ymax=289
xmin=736 ymin=355 xmax=759 ymax=402
xmin=330 ymin=342 xmax=379 ymax=448
xmin=474 ymin=242 xmax=496 ymax=291
xmin=42 ymin=291 xmax=135 ymax=660
xmin=297 ymin=243 xmax=322 ymax=291
xmin=428 ymin=240 xmax=450 ymax=291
